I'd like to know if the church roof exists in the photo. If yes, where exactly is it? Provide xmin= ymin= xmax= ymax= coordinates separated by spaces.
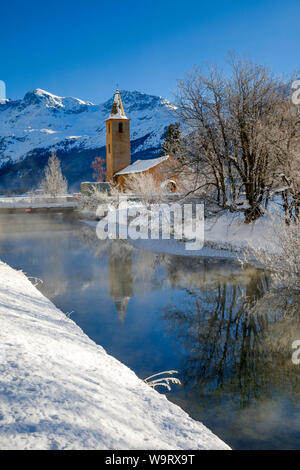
xmin=107 ymin=90 xmax=128 ymax=120
xmin=114 ymin=155 xmax=169 ymax=176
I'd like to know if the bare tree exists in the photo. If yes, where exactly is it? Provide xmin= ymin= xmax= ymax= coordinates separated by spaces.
xmin=78 ymin=182 xmax=121 ymax=213
xmin=270 ymin=108 xmax=300 ymax=222
xmin=91 ymin=156 xmax=106 ymax=182
xmin=40 ymin=149 xmax=68 ymax=196
xmin=124 ymin=172 xmax=167 ymax=205
xmin=175 ymin=56 xmax=299 ymax=222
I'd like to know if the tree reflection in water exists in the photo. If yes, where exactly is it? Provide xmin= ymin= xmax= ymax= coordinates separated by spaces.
xmin=161 ymin=263 xmax=300 ymax=410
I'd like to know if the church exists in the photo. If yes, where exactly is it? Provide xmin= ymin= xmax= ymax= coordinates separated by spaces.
xmin=105 ymin=90 xmax=178 ymax=191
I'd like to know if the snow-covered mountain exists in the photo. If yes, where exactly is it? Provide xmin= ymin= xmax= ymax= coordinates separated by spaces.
xmin=0 ymin=89 xmax=176 ymax=191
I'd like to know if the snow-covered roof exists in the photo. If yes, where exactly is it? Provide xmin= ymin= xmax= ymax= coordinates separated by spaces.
xmin=107 ymin=90 xmax=128 ymax=120
xmin=114 ymin=155 xmax=169 ymax=176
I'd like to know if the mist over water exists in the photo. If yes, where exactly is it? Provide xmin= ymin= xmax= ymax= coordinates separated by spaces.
xmin=0 ymin=213 xmax=299 ymax=450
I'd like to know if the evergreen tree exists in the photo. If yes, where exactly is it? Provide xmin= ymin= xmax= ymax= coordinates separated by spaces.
xmin=161 ymin=123 xmax=185 ymax=161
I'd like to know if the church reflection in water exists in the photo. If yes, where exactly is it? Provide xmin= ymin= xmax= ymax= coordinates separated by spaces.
xmin=108 ymin=243 xmax=133 ymax=323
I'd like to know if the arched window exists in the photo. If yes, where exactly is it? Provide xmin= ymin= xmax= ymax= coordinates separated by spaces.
xmin=161 ymin=179 xmax=177 ymax=193
xmin=119 ymin=122 xmax=123 ymax=133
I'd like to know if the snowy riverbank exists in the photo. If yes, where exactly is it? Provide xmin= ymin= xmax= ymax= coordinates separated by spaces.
xmin=0 ymin=195 xmax=77 ymax=209
xmin=0 ymin=261 xmax=230 ymax=450
xmin=83 ymin=210 xmax=275 ymax=260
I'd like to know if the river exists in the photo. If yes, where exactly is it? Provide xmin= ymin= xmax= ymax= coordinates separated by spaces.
xmin=0 ymin=213 xmax=299 ymax=450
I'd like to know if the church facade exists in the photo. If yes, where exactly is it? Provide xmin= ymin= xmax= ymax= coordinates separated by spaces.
xmin=105 ymin=90 xmax=178 ymax=191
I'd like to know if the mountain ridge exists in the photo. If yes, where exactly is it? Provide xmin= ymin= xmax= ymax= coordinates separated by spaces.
xmin=0 ymin=89 xmax=176 ymax=191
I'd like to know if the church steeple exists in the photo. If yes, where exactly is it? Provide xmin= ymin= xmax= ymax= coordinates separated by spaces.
xmin=109 ymin=90 xmax=127 ymax=119
xmin=106 ymin=90 xmax=131 ymax=181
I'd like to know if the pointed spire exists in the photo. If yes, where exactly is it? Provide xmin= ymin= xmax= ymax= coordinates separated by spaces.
xmin=114 ymin=296 xmax=130 ymax=324
xmin=109 ymin=90 xmax=127 ymax=119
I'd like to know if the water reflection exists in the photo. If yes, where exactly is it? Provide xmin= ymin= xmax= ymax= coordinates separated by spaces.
xmin=163 ymin=282 xmax=299 ymax=395
xmin=160 ymin=265 xmax=300 ymax=449
xmin=109 ymin=243 xmax=133 ymax=323
xmin=0 ymin=214 xmax=300 ymax=449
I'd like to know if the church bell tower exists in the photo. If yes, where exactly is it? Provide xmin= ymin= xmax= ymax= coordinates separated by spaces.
xmin=105 ymin=90 xmax=131 ymax=181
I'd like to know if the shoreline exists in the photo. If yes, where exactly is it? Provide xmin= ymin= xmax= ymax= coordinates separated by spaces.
xmin=0 ymin=260 xmax=230 ymax=450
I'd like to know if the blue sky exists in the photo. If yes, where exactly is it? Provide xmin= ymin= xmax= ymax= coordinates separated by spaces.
xmin=0 ymin=0 xmax=299 ymax=103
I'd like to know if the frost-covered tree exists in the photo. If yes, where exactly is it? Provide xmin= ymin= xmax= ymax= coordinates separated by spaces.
xmin=241 ymin=216 xmax=300 ymax=291
xmin=274 ymin=137 xmax=300 ymax=222
xmin=78 ymin=182 xmax=121 ymax=213
xmin=40 ymin=150 xmax=68 ymax=196
xmin=124 ymin=172 xmax=166 ymax=204
xmin=175 ymin=56 xmax=299 ymax=222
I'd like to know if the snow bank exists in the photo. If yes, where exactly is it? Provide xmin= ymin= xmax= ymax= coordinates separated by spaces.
xmin=0 ymin=261 xmax=229 ymax=450
xmin=0 ymin=196 xmax=77 ymax=209
xmin=204 ymin=213 xmax=275 ymax=252
xmin=84 ymin=203 xmax=276 ymax=260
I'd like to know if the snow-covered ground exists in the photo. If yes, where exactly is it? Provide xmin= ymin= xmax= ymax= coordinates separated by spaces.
xmin=0 ymin=196 xmax=77 ymax=209
xmin=0 ymin=261 xmax=230 ymax=450
xmin=204 ymin=213 xmax=276 ymax=251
